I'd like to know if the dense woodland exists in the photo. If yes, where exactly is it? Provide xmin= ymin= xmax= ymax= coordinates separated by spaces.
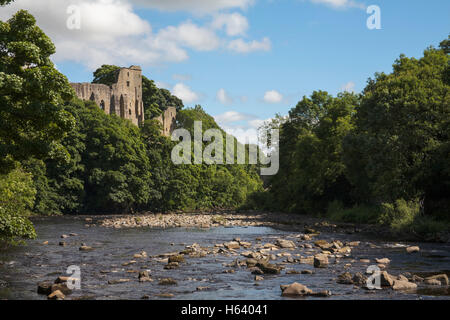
xmin=0 ymin=6 xmax=449 ymax=244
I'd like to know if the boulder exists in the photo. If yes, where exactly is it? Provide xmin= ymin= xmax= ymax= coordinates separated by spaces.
xmin=425 ymin=274 xmax=449 ymax=286
xmin=313 ymin=254 xmax=329 ymax=268
xmin=47 ymin=290 xmax=65 ymax=300
xmin=138 ymin=270 xmax=152 ymax=282
xmin=108 ymin=279 xmax=131 ymax=284
xmin=352 ymin=272 xmax=367 ymax=286
xmin=158 ymin=278 xmax=177 ymax=285
xmin=309 ymin=290 xmax=332 ymax=297
xmin=299 ymin=257 xmax=314 ymax=265
xmin=380 ymin=271 xmax=395 ymax=287
xmin=375 ymin=258 xmax=390 ymax=264
xmin=314 ymin=240 xmax=331 ymax=250
xmin=424 ymin=279 xmax=441 ymax=286
xmin=392 ymin=280 xmax=417 ymax=291
xmin=168 ymin=255 xmax=185 ymax=263
xmin=256 ymin=261 xmax=281 ymax=274
xmin=397 ymin=274 xmax=409 ymax=282
xmin=224 ymin=241 xmax=240 ymax=250
xmin=250 ymin=267 xmax=264 ymax=275
xmin=301 ymin=270 xmax=314 ymax=275
xmin=51 ymin=283 xmax=72 ymax=295
xmin=275 ymin=239 xmax=295 ymax=249
xmin=411 ymin=275 xmax=424 ymax=283
xmin=55 ymin=276 xmax=70 ymax=284
xmin=406 ymin=246 xmax=420 ymax=253
xmin=254 ymin=275 xmax=264 ymax=281
xmin=280 ymin=282 xmax=313 ymax=297
xmin=37 ymin=281 xmax=53 ymax=295
xmin=79 ymin=245 xmax=94 ymax=251
xmin=164 ymin=262 xmax=179 ymax=270
xmin=337 ymin=272 xmax=353 ymax=285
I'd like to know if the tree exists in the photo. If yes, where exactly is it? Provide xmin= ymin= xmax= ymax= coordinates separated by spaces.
xmin=0 ymin=10 xmax=75 ymax=174
xmin=343 ymin=45 xmax=449 ymax=216
xmin=0 ymin=167 xmax=37 ymax=245
xmin=267 ymin=91 xmax=359 ymax=213
xmin=92 ymin=64 xmax=120 ymax=86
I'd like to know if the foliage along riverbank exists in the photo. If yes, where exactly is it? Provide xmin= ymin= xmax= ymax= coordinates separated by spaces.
xmin=249 ymin=37 xmax=450 ymax=239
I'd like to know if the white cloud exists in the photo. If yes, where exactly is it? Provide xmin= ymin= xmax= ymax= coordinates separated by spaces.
xmin=0 ymin=0 xmax=270 ymax=70
xmin=172 ymin=74 xmax=192 ymax=81
xmin=228 ymin=37 xmax=271 ymax=53
xmin=340 ymin=81 xmax=355 ymax=92
xmin=172 ymin=83 xmax=199 ymax=103
xmin=214 ymin=111 xmax=254 ymax=123
xmin=216 ymin=88 xmax=234 ymax=104
xmin=157 ymin=22 xmax=221 ymax=51
xmin=263 ymin=90 xmax=283 ymax=103
xmin=130 ymin=0 xmax=254 ymax=13
xmin=212 ymin=12 xmax=249 ymax=36
xmin=309 ymin=0 xmax=365 ymax=9
xmin=214 ymin=111 xmax=273 ymax=145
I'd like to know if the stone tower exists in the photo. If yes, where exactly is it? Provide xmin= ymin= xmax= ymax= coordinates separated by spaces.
xmin=155 ymin=106 xmax=177 ymax=137
xmin=71 ymin=65 xmax=145 ymax=126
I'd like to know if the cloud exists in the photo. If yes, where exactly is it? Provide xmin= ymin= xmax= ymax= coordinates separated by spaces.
xmin=214 ymin=111 xmax=261 ymax=145
xmin=157 ymin=22 xmax=221 ymax=51
xmin=172 ymin=74 xmax=192 ymax=81
xmin=212 ymin=12 xmax=249 ymax=36
xmin=216 ymin=88 xmax=234 ymax=105
xmin=340 ymin=81 xmax=355 ymax=92
xmin=172 ymin=83 xmax=199 ymax=103
xmin=214 ymin=111 xmax=255 ymax=123
xmin=309 ymin=0 xmax=365 ymax=9
xmin=214 ymin=111 xmax=273 ymax=145
xmin=0 ymin=0 xmax=270 ymax=70
xmin=263 ymin=90 xmax=283 ymax=103
xmin=228 ymin=37 xmax=271 ymax=53
xmin=130 ymin=0 xmax=254 ymax=13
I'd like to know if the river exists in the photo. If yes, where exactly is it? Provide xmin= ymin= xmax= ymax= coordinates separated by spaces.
xmin=0 ymin=215 xmax=449 ymax=300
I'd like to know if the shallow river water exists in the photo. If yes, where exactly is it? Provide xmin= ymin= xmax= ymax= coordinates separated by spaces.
xmin=0 ymin=216 xmax=449 ymax=300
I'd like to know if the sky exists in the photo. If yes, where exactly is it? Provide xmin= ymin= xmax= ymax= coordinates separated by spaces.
xmin=1 ymin=0 xmax=449 ymax=144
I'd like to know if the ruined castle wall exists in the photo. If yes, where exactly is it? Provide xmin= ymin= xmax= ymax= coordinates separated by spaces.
xmin=70 ymin=65 xmax=145 ymax=126
xmin=71 ymin=83 xmax=112 ymax=114
xmin=155 ymin=107 xmax=177 ymax=137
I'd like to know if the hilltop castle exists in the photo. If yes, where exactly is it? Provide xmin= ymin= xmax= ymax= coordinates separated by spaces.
xmin=70 ymin=65 xmax=176 ymax=136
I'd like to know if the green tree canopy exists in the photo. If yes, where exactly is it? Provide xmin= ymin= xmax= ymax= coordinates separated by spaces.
xmin=343 ymin=45 xmax=449 ymax=216
xmin=0 ymin=10 xmax=75 ymax=174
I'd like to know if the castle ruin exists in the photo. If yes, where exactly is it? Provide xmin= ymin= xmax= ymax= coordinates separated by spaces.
xmin=71 ymin=65 xmax=177 ymax=136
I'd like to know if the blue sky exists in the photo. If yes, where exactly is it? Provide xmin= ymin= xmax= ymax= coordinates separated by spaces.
xmin=1 ymin=0 xmax=449 ymax=143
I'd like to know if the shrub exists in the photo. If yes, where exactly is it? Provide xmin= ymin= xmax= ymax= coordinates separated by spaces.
xmin=0 ymin=168 xmax=37 ymax=245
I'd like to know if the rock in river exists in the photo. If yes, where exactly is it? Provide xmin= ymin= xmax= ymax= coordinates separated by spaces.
xmin=337 ymin=272 xmax=353 ymax=285
xmin=406 ymin=246 xmax=420 ymax=253
xmin=281 ymin=282 xmax=313 ymax=297
xmin=313 ymin=254 xmax=329 ymax=268
xmin=159 ymin=278 xmax=177 ymax=285
xmin=392 ymin=280 xmax=417 ymax=291
xmin=48 ymin=290 xmax=65 ymax=300
xmin=275 ymin=239 xmax=295 ymax=249
xmin=425 ymin=274 xmax=448 ymax=286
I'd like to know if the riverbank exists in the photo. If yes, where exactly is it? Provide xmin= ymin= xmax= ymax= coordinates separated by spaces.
xmin=95 ymin=211 xmax=450 ymax=243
